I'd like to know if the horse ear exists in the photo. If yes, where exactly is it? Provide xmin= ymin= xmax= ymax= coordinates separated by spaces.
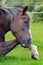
xmin=22 ymin=6 xmax=28 ymax=15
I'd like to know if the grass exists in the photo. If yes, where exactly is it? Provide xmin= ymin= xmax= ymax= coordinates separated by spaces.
xmin=0 ymin=22 xmax=43 ymax=65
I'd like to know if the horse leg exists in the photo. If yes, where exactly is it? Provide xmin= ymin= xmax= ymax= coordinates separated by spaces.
xmin=0 ymin=40 xmax=18 ymax=56
xmin=29 ymin=44 xmax=39 ymax=60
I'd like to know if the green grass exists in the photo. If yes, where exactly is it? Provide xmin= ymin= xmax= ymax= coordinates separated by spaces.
xmin=0 ymin=22 xmax=43 ymax=65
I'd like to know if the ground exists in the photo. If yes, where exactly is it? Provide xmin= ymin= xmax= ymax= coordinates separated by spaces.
xmin=0 ymin=22 xmax=43 ymax=65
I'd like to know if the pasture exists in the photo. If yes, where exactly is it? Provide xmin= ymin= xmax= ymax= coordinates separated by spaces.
xmin=0 ymin=22 xmax=43 ymax=65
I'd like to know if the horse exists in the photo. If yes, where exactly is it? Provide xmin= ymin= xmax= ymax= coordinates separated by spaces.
xmin=0 ymin=6 xmax=39 ymax=60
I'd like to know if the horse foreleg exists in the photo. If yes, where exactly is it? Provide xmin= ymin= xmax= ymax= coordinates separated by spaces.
xmin=29 ymin=44 xmax=39 ymax=60
xmin=0 ymin=40 xmax=18 ymax=56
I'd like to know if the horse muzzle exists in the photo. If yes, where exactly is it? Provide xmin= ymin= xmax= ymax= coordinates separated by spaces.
xmin=21 ymin=38 xmax=32 ymax=48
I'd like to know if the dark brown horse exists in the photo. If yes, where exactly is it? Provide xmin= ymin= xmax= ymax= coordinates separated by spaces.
xmin=0 ymin=6 xmax=39 ymax=60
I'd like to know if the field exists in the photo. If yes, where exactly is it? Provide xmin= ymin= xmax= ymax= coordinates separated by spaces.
xmin=0 ymin=22 xmax=43 ymax=65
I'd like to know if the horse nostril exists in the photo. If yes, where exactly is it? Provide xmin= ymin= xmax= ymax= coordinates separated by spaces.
xmin=28 ymin=39 xmax=29 ymax=43
xmin=28 ymin=39 xmax=31 ymax=43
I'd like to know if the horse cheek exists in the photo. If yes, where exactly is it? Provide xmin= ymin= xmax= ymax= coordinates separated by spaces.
xmin=10 ymin=22 xmax=20 ymax=33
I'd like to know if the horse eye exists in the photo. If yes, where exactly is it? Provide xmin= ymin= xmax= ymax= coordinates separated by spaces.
xmin=24 ymin=21 xmax=27 ymax=23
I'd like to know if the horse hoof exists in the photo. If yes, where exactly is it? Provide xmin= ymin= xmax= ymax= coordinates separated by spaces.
xmin=31 ymin=54 xmax=39 ymax=60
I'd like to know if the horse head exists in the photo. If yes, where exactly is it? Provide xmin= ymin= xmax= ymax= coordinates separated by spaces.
xmin=11 ymin=6 xmax=32 ymax=47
